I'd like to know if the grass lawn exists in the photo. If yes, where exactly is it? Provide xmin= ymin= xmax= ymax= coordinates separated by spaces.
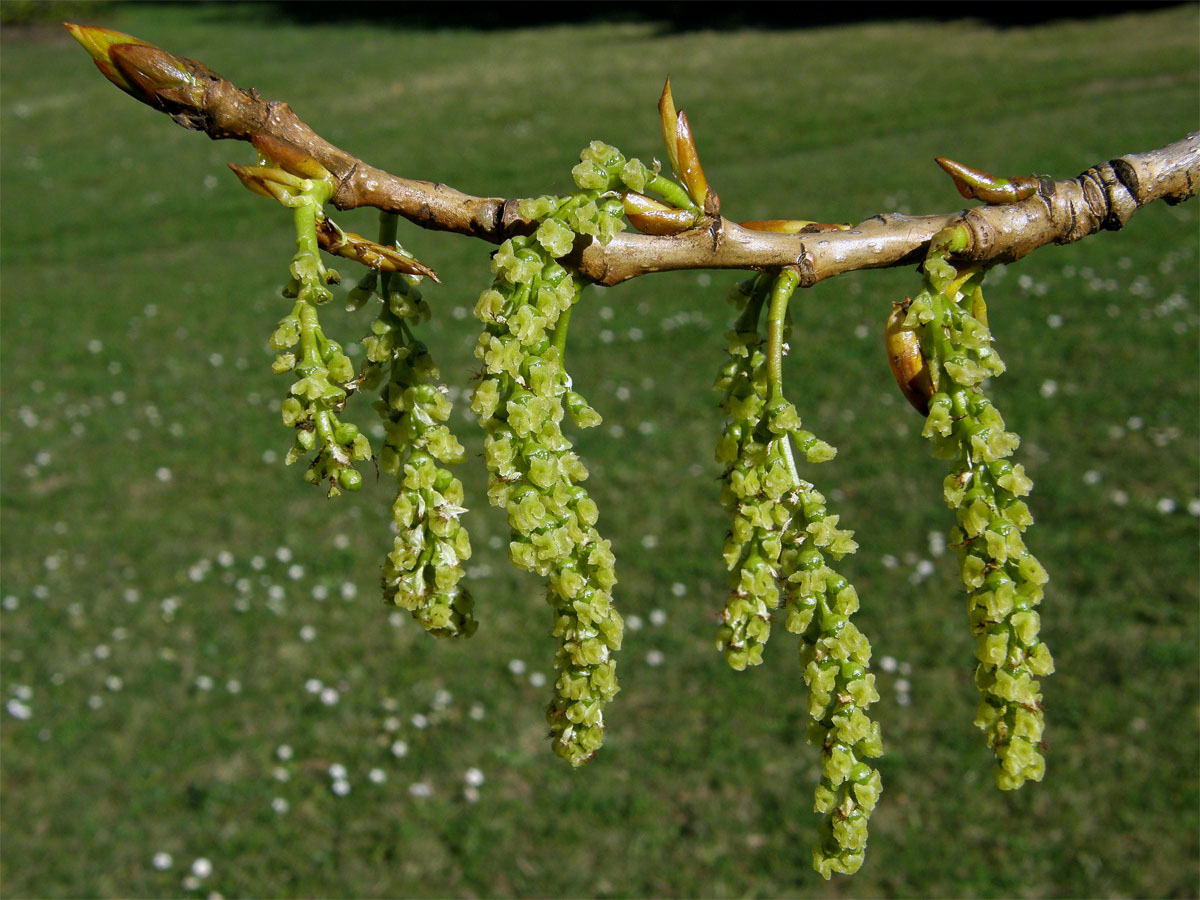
xmin=2 ymin=4 xmax=1197 ymax=897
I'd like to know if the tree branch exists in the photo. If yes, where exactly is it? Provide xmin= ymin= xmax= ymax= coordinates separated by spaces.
xmin=72 ymin=27 xmax=1199 ymax=288
xmin=584 ymin=132 xmax=1199 ymax=286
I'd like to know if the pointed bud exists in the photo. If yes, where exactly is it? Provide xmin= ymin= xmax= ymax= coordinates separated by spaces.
xmin=622 ymin=192 xmax=698 ymax=235
xmin=315 ymin=218 xmax=440 ymax=283
xmin=935 ymin=157 xmax=1038 ymax=204
xmin=656 ymin=79 xmax=717 ymax=215
xmin=228 ymin=163 xmax=276 ymax=200
xmin=108 ymin=43 xmax=211 ymax=109
xmin=658 ymin=77 xmax=681 ymax=179
xmin=67 ymin=24 xmax=219 ymax=120
xmin=63 ymin=23 xmax=155 ymax=94
xmin=227 ymin=163 xmax=307 ymax=203
xmin=673 ymin=110 xmax=711 ymax=210
xmin=740 ymin=220 xmax=850 ymax=234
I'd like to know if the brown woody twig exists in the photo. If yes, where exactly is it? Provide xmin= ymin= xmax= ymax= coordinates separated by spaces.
xmin=67 ymin=24 xmax=1199 ymax=289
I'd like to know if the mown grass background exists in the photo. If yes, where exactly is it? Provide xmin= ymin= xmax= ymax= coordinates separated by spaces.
xmin=2 ymin=4 xmax=1197 ymax=897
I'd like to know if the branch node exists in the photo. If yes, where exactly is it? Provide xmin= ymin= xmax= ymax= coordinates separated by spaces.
xmin=500 ymin=198 xmax=535 ymax=235
xmin=958 ymin=213 xmax=994 ymax=262
xmin=794 ymin=247 xmax=818 ymax=287
xmin=1093 ymin=163 xmax=1138 ymax=231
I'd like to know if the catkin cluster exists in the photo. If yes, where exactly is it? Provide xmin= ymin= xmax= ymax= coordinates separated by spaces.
xmin=353 ymin=264 xmax=476 ymax=638
xmin=469 ymin=142 xmax=648 ymax=765
xmin=269 ymin=180 xmax=371 ymax=495
xmin=714 ymin=275 xmax=840 ymax=668
xmin=905 ymin=231 xmax=1055 ymax=789
xmin=715 ymin=274 xmax=882 ymax=879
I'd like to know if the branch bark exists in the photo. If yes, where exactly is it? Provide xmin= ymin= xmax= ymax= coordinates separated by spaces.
xmin=81 ymin=30 xmax=1200 ymax=288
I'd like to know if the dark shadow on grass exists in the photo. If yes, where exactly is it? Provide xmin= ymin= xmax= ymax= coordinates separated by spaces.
xmin=183 ymin=0 xmax=1190 ymax=32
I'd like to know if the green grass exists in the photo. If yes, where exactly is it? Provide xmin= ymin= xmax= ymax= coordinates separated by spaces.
xmin=2 ymin=5 xmax=1197 ymax=897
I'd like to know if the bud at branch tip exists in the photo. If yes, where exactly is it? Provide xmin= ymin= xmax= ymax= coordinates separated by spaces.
xmin=65 ymin=22 xmax=211 ymax=112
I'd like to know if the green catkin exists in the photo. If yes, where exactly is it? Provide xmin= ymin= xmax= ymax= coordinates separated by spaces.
xmin=909 ymin=229 xmax=1055 ymax=790
xmin=715 ymin=272 xmax=882 ymax=879
xmin=355 ymin=248 xmax=476 ymax=638
xmin=268 ymin=175 xmax=371 ymax=496
xmin=470 ymin=142 xmax=643 ymax=765
xmin=261 ymin=176 xmax=475 ymax=630
xmin=784 ymin=482 xmax=883 ymax=879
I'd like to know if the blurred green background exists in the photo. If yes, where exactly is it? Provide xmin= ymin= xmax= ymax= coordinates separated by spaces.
xmin=2 ymin=4 xmax=1197 ymax=897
